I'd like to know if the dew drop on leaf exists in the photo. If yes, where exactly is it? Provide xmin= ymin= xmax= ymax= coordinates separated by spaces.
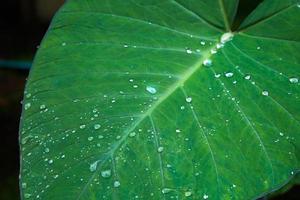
xmin=80 ymin=125 xmax=86 ymax=129
xmin=185 ymin=191 xmax=192 ymax=197
xmin=186 ymin=49 xmax=193 ymax=54
xmin=162 ymin=188 xmax=172 ymax=194
xmin=186 ymin=97 xmax=192 ymax=103
xmin=203 ymin=194 xmax=209 ymax=199
xmin=101 ymin=169 xmax=112 ymax=178
xmin=114 ymin=180 xmax=121 ymax=188
xmin=221 ymin=32 xmax=234 ymax=43
xmin=146 ymin=86 xmax=157 ymax=94
xmin=157 ymin=146 xmax=164 ymax=153
xmin=22 ymin=182 xmax=27 ymax=189
xmin=262 ymin=91 xmax=269 ymax=96
xmin=94 ymin=124 xmax=101 ymax=130
xmin=225 ymin=72 xmax=234 ymax=78
xmin=203 ymin=59 xmax=212 ymax=67
xmin=215 ymin=74 xmax=221 ymax=78
xmin=90 ymin=161 xmax=98 ymax=172
xmin=24 ymin=103 xmax=31 ymax=110
xmin=129 ymin=132 xmax=136 ymax=137
xmin=289 ymin=77 xmax=298 ymax=83
xmin=244 ymin=75 xmax=251 ymax=80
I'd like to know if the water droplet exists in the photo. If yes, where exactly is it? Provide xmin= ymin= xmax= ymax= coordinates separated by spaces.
xmin=157 ymin=146 xmax=164 ymax=153
xmin=62 ymin=42 xmax=66 ymax=46
xmin=80 ymin=125 xmax=86 ymax=129
xmin=221 ymin=32 xmax=234 ymax=44
xmin=257 ymin=46 xmax=261 ymax=50
xmin=25 ymin=93 xmax=31 ymax=98
xmin=186 ymin=97 xmax=192 ymax=103
xmin=90 ymin=161 xmax=98 ymax=172
xmin=146 ymin=86 xmax=157 ymax=94
xmin=88 ymin=136 xmax=94 ymax=141
xmin=186 ymin=49 xmax=193 ymax=54
xmin=129 ymin=132 xmax=136 ymax=137
xmin=124 ymin=44 xmax=128 ymax=48
xmin=216 ymin=43 xmax=224 ymax=49
xmin=215 ymin=74 xmax=221 ymax=78
xmin=45 ymin=148 xmax=50 ymax=153
xmin=262 ymin=91 xmax=269 ymax=96
xmin=98 ymin=135 xmax=104 ymax=139
xmin=279 ymin=132 xmax=284 ymax=136
xmin=40 ymin=104 xmax=46 ymax=110
xmin=176 ymin=129 xmax=181 ymax=133
xmin=210 ymin=49 xmax=217 ymax=54
xmin=94 ymin=124 xmax=101 ymax=130
xmin=24 ymin=103 xmax=31 ymax=110
xmin=101 ymin=169 xmax=112 ymax=178
xmin=114 ymin=180 xmax=121 ymax=188
xmin=162 ymin=188 xmax=172 ymax=194
xmin=225 ymin=72 xmax=234 ymax=78
xmin=22 ymin=182 xmax=27 ymax=189
xmin=289 ymin=77 xmax=298 ymax=83
xmin=48 ymin=159 xmax=53 ymax=164
xmin=24 ymin=193 xmax=31 ymax=199
xmin=200 ymin=41 xmax=206 ymax=46
xmin=185 ymin=191 xmax=192 ymax=197
xmin=244 ymin=75 xmax=251 ymax=80
xmin=203 ymin=59 xmax=212 ymax=67
xmin=203 ymin=194 xmax=209 ymax=199
xmin=133 ymin=85 xmax=138 ymax=88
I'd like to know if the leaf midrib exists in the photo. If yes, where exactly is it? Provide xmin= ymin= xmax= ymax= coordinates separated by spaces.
xmin=75 ymin=39 xmax=222 ymax=199
xmin=113 ymin=41 xmax=220 ymax=150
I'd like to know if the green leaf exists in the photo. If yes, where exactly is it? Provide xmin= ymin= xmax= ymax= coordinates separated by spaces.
xmin=20 ymin=0 xmax=300 ymax=199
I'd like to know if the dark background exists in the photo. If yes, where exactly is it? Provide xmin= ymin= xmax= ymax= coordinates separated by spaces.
xmin=0 ymin=0 xmax=298 ymax=199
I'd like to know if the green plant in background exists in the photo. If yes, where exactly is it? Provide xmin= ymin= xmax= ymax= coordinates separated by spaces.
xmin=19 ymin=0 xmax=300 ymax=199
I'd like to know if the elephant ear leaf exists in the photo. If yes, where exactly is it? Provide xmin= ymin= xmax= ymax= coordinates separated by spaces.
xmin=20 ymin=0 xmax=300 ymax=199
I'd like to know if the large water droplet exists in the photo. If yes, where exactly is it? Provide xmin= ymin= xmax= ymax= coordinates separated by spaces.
xmin=162 ymin=188 xmax=172 ymax=194
xmin=225 ymin=72 xmax=234 ymax=78
xmin=40 ymin=104 xmax=46 ymax=110
xmin=129 ymin=132 xmax=136 ymax=137
xmin=185 ymin=191 xmax=192 ymax=197
xmin=262 ymin=91 xmax=269 ymax=96
xmin=114 ymin=180 xmax=121 ymax=188
xmin=186 ymin=49 xmax=192 ymax=54
xmin=101 ymin=169 xmax=112 ymax=178
xmin=90 ymin=161 xmax=98 ymax=172
xmin=203 ymin=59 xmax=212 ymax=67
xmin=186 ymin=97 xmax=192 ymax=103
xmin=94 ymin=124 xmax=101 ymax=130
xmin=22 ymin=182 xmax=27 ymax=189
xmin=289 ymin=77 xmax=298 ymax=83
xmin=146 ymin=86 xmax=157 ymax=94
xmin=221 ymin=32 xmax=234 ymax=44
xmin=157 ymin=146 xmax=164 ymax=153
xmin=203 ymin=194 xmax=209 ymax=199
xmin=80 ymin=125 xmax=86 ymax=129
xmin=244 ymin=75 xmax=251 ymax=80
xmin=24 ymin=103 xmax=31 ymax=110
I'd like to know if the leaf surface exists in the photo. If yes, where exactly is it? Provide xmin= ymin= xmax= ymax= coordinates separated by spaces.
xmin=20 ymin=0 xmax=300 ymax=199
